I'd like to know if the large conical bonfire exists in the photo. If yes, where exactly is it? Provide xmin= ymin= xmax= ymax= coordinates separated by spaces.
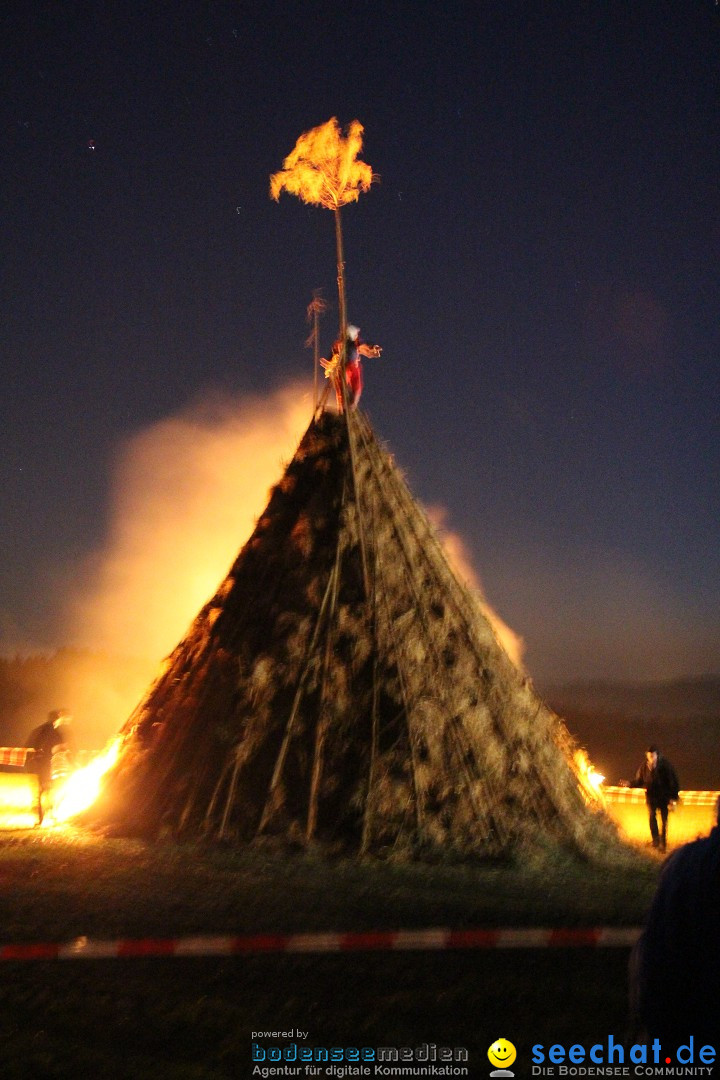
xmin=89 ymin=408 xmax=617 ymax=859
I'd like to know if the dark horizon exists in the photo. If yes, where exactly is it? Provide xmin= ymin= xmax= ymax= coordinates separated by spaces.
xmin=2 ymin=1 xmax=718 ymax=684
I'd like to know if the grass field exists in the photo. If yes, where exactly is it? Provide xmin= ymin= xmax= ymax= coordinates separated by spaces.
xmin=0 ymin=827 xmax=663 ymax=1079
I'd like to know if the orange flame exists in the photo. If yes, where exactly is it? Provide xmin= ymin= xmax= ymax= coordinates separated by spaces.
xmin=573 ymin=747 xmax=606 ymax=804
xmin=47 ymin=736 xmax=124 ymax=824
xmin=270 ymin=117 xmax=376 ymax=209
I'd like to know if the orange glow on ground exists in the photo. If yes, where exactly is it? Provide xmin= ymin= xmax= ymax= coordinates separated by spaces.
xmin=603 ymin=786 xmax=719 ymax=850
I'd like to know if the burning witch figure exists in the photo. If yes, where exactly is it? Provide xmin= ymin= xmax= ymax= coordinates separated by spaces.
xmin=322 ymin=324 xmax=382 ymax=410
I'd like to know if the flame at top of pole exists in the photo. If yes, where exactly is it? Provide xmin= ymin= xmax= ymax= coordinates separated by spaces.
xmin=270 ymin=118 xmax=377 ymax=210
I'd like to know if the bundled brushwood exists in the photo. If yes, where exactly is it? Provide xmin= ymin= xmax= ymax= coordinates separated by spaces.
xmin=89 ymin=410 xmax=621 ymax=861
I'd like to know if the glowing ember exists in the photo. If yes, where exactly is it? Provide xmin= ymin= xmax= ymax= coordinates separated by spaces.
xmin=573 ymin=748 xmax=605 ymax=804
xmin=47 ymin=736 xmax=123 ymax=824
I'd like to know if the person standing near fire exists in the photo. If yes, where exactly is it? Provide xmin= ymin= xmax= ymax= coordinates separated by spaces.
xmin=629 ymin=745 xmax=680 ymax=852
xmin=25 ymin=709 xmax=77 ymax=822
xmin=322 ymin=324 xmax=382 ymax=410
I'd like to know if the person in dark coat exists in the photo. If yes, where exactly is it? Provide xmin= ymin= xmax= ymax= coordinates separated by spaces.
xmin=630 ymin=797 xmax=720 ymax=1065
xmin=25 ymin=710 xmax=76 ymax=820
xmin=631 ymin=745 xmax=680 ymax=852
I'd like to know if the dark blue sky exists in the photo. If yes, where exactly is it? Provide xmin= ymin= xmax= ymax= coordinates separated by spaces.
xmin=1 ymin=1 xmax=718 ymax=681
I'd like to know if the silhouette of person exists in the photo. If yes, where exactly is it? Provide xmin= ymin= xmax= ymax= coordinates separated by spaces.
xmin=630 ymin=745 xmax=679 ymax=852
xmin=25 ymin=709 xmax=76 ymax=822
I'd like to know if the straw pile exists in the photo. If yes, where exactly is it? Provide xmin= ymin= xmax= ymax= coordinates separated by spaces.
xmin=89 ymin=410 xmax=620 ymax=860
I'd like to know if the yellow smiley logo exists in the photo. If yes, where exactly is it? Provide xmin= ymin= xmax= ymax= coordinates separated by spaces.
xmin=488 ymin=1038 xmax=517 ymax=1070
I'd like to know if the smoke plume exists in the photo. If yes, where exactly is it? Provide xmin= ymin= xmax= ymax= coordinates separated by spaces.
xmin=60 ymin=386 xmax=523 ymax=743
xmin=62 ymin=383 xmax=313 ymax=740
xmin=427 ymin=506 xmax=525 ymax=670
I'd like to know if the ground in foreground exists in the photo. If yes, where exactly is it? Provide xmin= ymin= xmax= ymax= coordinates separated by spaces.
xmin=0 ymin=828 xmax=660 ymax=1079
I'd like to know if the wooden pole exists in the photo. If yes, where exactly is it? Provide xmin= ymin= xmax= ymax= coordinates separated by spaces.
xmin=313 ymin=303 xmax=319 ymax=410
xmin=218 ymin=746 xmax=243 ymax=839
xmin=334 ymin=206 xmax=351 ymax=414
xmin=307 ymin=291 xmax=327 ymax=416
xmin=257 ymin=498 xmax=346 ymax=836
xmin=306 ymin=544 xmax=341 ymax=841
xmin=354 ymin=413 xmax=507 ymax=847
xmin=333 ymin=205 xmax=370 ymax=597
xmin=360 ymin=494 xmax=380 ymax=854
xmin=334 ymin=207 xmax=347 ymax=345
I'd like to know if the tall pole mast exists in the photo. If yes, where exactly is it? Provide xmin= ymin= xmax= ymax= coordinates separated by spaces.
xmin=334 ymin=207 xmax=347 ymax=345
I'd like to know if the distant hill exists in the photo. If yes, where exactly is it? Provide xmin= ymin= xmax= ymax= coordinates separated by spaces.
xmin=540 ymin=677 xmax=720 ymax=790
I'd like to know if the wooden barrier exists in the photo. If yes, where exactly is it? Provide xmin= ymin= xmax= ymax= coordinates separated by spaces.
xmin=603 ymin=786 xmax=719 ymax=848
xmin=0 ymin=768 xmax=716 ymax=842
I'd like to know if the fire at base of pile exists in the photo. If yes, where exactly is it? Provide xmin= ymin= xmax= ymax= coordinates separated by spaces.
xmin=45 ymin=738 xmax=124 ymax=826
xmin=83 ymin=411 xmax=621 ymax=862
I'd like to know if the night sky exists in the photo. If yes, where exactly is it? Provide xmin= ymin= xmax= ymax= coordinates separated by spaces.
xmin=2 ymin=1 xmax=719 ymax=683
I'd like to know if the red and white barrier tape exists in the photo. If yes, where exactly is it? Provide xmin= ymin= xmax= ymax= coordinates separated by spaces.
xmin=0 ymin=926 xmax=642 ymax=961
